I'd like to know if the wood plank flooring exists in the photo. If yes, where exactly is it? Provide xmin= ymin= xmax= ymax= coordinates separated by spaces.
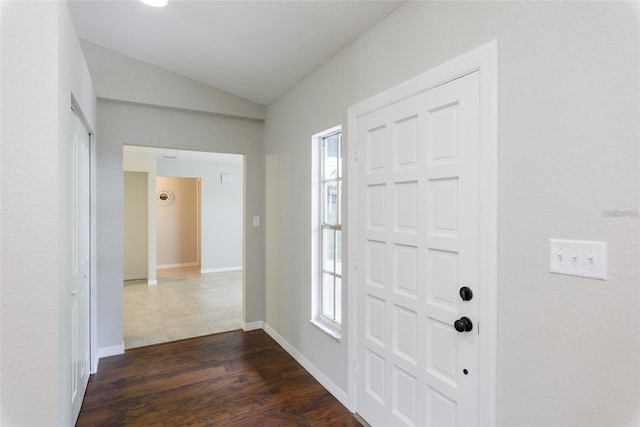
xmin=77 ymin=330 xmax=361 ymax=426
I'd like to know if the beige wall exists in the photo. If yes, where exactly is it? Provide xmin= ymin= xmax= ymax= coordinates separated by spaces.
xmin=156 ymin=176 xmax=199 ymax=267
xmin=263 ymin=1 xmax=639 ymax=425
xmin=123 ymin=171 xmax=149 ymax=279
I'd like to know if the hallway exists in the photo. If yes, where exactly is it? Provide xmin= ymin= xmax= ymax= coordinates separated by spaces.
xmin=123 ymin=267 xmax=242 ymax=349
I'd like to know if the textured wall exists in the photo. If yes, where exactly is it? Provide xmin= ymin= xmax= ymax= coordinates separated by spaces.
xmin=1 ymin=1 xmax=97 ymax=424
xmin=1 ymin=3 xmax=60 ymax=423
xmin=263 ymin=1 xmax=640 ymax=424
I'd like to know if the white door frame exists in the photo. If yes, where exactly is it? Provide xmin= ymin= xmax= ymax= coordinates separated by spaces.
xmin=72 ymin=97 xmax=99 ymax=375
xmin=90 ymin=130 xmax=98 ymax=374
xmin=346 ymin=40 xmax=498 ymax=425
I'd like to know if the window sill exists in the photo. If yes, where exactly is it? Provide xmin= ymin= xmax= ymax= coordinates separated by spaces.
xmin=310 ymin=318 xmax=342 ymax=342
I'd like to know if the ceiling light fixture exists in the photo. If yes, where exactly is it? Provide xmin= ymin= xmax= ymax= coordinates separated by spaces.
xmin=139 ymin=0 xmax=168 ymax=7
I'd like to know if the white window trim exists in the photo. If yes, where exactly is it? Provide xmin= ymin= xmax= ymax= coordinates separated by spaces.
xmin=311 ymin=125 xmax=343 ymax=340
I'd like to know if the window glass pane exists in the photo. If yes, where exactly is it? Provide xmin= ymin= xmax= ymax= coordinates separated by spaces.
xmin=335 ymin=229 xmax=342 ymax=276
xmin=323 ymin=182 xmax=338 ymax=225
xmin=337 ymin=180 xmax=342 ymax=225
xmin=315 ymin=128 xmax=342 ymax=327
xmin=337 ymin=134 xmax=342 ymax=179
xmin=322 ymin=228 xmax=335 ymax=272
xmin=322 ymin=273 xmax=335 ymax=319
xmin=324 ymin=135 xmax=339 ymax=179
xmin=335 ymin=276 xmax=342 ymax=323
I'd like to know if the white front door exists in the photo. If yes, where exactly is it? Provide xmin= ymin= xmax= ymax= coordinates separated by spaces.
xmin=71 ymin=109 xmax=91 ymax=422
xmin=355 ymin=71 xmax=482 ymax=426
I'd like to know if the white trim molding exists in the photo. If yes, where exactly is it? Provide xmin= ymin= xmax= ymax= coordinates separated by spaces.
xmin=156 ymin=262 xmax=200 ymax=270
xmin=200 ymin=266 xmax=243 ymax=274
xmin=241 ymin=320 xmax=264 ymax=331
xmin=89 ymin=129 xmax=99 ymax=375
xmin=124 ymin=274 xmax=147 ymax=281
xmin=97 ymin=341 xmax=125 ymax=359
xmin=263 ymin=323 xmax=349 ymax=408
xmin=346 ymin=40 xmax=499 ymax=423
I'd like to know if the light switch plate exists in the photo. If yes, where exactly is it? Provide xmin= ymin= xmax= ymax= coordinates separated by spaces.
xmin=252 ymin=215 xmax=260 ymax=227
xmin=549 ymin=239 xmax=607 ymax=280
xmin=221 ymin=173 xmax=233 ymax=184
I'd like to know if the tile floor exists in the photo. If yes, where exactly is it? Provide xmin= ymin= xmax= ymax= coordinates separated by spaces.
xmin=123 ymin=267 xmax=242 ymax=349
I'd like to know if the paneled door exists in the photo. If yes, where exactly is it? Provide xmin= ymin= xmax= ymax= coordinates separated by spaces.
xmin=71 ymin=108 xmax=91 ymax=422
xmin=356 ymin=71 xmax=481 ymax=426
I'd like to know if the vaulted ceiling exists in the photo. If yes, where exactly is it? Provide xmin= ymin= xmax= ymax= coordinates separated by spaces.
xmin=68 ymin=0 xmax=405 ymax=105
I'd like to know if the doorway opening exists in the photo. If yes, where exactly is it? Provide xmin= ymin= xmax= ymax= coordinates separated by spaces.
xmin=122 ymin=145 xmax=244 ymax=349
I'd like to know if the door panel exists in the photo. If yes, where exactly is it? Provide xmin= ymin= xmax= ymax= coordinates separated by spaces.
xmin=356 ymin=72 xmax=480 ymax=426
xmin=71 ymin=109 xmax=91 ymax=422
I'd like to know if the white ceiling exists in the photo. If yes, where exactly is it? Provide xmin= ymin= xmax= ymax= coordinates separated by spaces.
xmin=68 ymin=0 xmax=405 ymax=105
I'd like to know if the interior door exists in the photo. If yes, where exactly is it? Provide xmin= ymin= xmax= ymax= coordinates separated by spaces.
xmin=71 ymin=108 xmax=91 ymax=422
xmin=356 ymin=71 xmax=480 ymax=426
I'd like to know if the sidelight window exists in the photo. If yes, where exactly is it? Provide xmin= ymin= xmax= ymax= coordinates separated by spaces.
xmin=311 ymin=126 xmax=343 ymax=338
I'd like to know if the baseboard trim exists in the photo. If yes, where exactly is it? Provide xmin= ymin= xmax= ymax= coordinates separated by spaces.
xmin=157 ymin=262 xmax=200 ymax=270
xmin=124 ymin=274 xmax=147 ymax=281
xmin=263 ymin=323 xmax=349 ymax=408
xmin=98 ymin=342 xmax=125 ymax=359
xmin=201 ymin=266 xmax=243 ymax=274
xmin=354 ymin=413 xmax=371 ymax=427
xmin=241 ymin=320 xmax=264 ymax=331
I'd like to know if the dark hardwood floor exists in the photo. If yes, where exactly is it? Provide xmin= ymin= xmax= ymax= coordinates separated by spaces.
xmin=77 ymin=330 xmax=361 ymax=426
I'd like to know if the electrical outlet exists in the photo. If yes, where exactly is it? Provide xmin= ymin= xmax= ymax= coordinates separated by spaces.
xmin=549 ymin=239 xmax=607 ymax=280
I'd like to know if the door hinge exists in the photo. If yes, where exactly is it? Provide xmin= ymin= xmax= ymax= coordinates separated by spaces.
xmin=353 ymin=251 xmax=358 ymax=270
xmin=353 ymin=358 xmax=359 ymax=377
xmin=354 ymin=142 xmax=358 ymax=161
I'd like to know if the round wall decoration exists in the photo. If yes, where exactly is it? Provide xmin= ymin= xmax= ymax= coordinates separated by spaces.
xmin=156 ymin=189 xmax=175 ymax=206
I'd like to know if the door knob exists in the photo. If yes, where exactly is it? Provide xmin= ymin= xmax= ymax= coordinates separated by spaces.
xmin=459 ymin=286 xmax=473 ymax=301
xmin=71 ymin=291 xmax=77 ymax=297
xmin=454 ymin=316 xmax=473 ymax=332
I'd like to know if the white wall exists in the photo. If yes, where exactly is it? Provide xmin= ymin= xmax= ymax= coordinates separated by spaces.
xmin=157 ymin=157 xmax=243 ymax=272
xmin=1 ymin=1 xmax=97 ymax=424
xmin=123 ymin=171 xmax=149 ymax=279
xmin=263 ymin=1 xmax=640 ymax=425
